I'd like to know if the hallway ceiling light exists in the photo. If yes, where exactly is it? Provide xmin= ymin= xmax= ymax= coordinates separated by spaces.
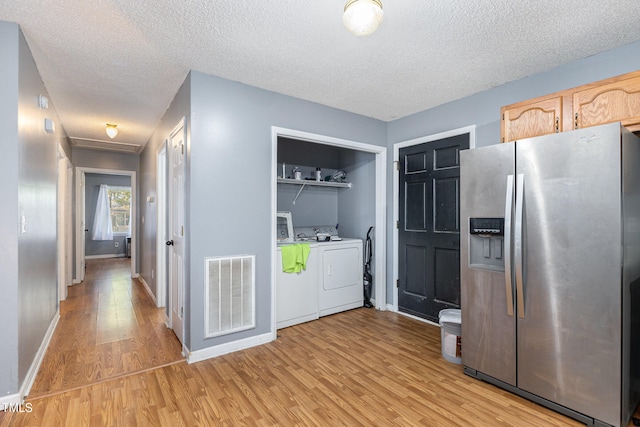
xmin=343 ymin=0 xmax=383 ymax=36
xmin=105 ymin=123 xmax=118 ymax=139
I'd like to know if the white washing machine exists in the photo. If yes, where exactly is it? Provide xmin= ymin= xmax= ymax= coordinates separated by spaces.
xmin=275 ymin=223 xmax=364 ymax=329
xmin=275 ymin=244 xmax=319 ymax=329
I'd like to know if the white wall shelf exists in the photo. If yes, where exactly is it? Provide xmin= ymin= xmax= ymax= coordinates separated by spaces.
xmin=277 ymin=177 xmax=351 ymax=188
xmin=277 ymin=178 xmax=351 ymax=205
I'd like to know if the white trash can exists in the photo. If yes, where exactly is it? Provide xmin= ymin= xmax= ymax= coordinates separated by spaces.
xmin=439 ymin=309 xmax=462 ymax=364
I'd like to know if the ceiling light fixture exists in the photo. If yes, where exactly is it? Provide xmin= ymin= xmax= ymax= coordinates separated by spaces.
xmin=343 ymin=0 xmax=383 ymax=36
xmin=105 ymin=123 xmax=118 ymax=139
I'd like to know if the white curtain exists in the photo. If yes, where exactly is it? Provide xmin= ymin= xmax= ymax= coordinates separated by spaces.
xmin=92 ymin=184 xmax=113 ymax=240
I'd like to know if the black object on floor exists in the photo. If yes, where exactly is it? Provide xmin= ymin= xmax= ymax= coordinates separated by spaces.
xmin=363 ymin=226 xmax=374 ymax=308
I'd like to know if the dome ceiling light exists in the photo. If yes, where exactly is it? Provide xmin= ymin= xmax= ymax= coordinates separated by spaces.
xmin=105 ymin=123 xmax=118 ymax=139
xmin=343 ymin=0 xmax=384 ymax=36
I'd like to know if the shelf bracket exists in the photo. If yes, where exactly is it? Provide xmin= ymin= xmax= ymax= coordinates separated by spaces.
xmin=292 ymin=183 xmax=307 ymax=205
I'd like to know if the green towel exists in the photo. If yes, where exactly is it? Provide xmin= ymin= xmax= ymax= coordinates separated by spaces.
xmin=281 ymin=243 xmax=310 ymax=273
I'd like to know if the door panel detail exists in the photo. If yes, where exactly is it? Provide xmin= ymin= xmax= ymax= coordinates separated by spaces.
xmin=404 ymin=245 xmax=427 ymax=297
xmin=434 ymin=177 xmax=459 ymax=232
xmin=434 ymin=248 xmax=460 ymax=306
xmin=405 ymin=182 xmax=427 ymax=231
xmin=434 ymin=146 xmax=459 ymax=170
xmin=405 ymin=153 xmax=427 ymax=173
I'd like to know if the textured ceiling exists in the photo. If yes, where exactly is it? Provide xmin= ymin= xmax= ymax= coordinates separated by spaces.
xmin=1 ymin=0 xmax=640 ymax=152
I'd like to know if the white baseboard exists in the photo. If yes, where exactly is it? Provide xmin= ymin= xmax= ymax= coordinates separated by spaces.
xmin=137 ymin=275 xmax=157 ymax=306
xmin=85 ymin=254 xmax=126 ymax=259
xmin=18 ymin=311 xmax=59 ymax=402
xmin=0 ymin=392 xmax=22 ymax=410
xmin=187 ymin=332 xmax=274 ymax=364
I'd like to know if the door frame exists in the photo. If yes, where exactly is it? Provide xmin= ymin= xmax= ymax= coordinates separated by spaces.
xmin=392 ymin=125 xmax=476 ymax=321
xmin=75 ymin=167 xmax=138 ymax=281
xmin=57 ymin=145 xmax=73 ymax=300
xmin=270 ymin=126 xmax=387 ymax=336
xmin=156 ymin=141 xmax=168 ymax=309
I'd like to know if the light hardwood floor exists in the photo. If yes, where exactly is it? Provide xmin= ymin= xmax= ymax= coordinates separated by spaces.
xmin=27 ymin=258 xmax=184 ymax=399
xmin=4 ymin=300 xmax=603 ymax=426
xmin=1 ymin=259 xmax=637 ymax=425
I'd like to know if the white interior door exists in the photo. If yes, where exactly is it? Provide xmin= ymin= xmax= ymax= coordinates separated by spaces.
xmin=168 ymin=119 xmax=186 ymax=345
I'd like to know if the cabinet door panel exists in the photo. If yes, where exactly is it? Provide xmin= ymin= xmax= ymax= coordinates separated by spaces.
xmin=502 ymin=96 xmax=562 ymax=143
xmin=573 ymin=74 xmax=640 ymax=132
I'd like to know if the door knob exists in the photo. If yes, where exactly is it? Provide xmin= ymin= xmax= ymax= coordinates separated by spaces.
xmin=166 ymin=240 xmax=174 ymax=246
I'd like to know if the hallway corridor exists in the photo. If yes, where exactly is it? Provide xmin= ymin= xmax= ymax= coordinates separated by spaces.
xmin=29 ymin=258 xmax=184 ymax=399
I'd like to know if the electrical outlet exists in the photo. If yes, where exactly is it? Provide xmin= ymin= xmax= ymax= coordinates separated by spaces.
xmin=115 ymin=242 xmax=119 ymax=248
xmin=151 ymin=269 xmax=154 ymax=279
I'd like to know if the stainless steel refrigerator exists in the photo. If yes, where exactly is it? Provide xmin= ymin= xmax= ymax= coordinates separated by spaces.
xmin=460 ymin=123 xmax=640 ymax=427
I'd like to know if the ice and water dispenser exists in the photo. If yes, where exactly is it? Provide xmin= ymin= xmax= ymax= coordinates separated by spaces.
xmin=468 ymin=218 xmax=505 ymax=271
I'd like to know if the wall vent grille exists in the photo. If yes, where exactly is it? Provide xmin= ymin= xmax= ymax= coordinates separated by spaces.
xmin=204 ymin=255 xmax=255 ymax=338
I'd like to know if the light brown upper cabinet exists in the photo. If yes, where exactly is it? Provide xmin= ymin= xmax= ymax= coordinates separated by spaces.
xmin=573 ymin=72 xmax=640 ymax=133
xmin=500 ymin=70 xmax=640 ymax=143
xmin=501 ymin=95 xmax=564 ymax=143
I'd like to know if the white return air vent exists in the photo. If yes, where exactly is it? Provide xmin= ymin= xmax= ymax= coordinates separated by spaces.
xmin=204 ymin=255 xmax=255 ymax=338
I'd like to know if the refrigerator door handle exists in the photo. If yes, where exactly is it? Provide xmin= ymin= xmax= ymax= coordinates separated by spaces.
xmin=504 ymin=175 xmax=515 ymax=317
xmin=515 ymin=173 xmax=525 ymax=318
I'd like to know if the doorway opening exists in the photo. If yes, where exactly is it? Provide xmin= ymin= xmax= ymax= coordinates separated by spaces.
xmin=271 ymin=127 xmax=387 ymax=334
xmin=75 ymin=167 xmax=137 ymax=283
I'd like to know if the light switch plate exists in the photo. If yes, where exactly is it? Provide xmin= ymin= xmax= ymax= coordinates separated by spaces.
xmin=44 ymin=118 xmax=55 ymax=134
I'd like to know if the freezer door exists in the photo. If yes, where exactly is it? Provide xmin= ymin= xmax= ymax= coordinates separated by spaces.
xmin=515 ymin=124 xmax=623 ymax=426
xmin=460 ymin=142 xmax=516 ymax=386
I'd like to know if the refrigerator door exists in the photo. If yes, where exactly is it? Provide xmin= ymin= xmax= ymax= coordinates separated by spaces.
xmin=461 ymin=142 xmax=516 ymax=386
xmin=515 ymin=124 xmax=623 ymax=425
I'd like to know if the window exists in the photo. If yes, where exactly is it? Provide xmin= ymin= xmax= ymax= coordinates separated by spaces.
xmin=108 ymin=186 xmax=131 ymax=234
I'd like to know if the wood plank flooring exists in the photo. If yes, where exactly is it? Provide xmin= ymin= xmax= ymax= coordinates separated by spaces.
xmin=3 ymin=302 xmax=613 ymax=426
xmin=27 ymin=258 xmax=184 ymax=399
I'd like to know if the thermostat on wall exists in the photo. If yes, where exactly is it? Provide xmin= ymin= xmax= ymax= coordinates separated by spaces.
xmin=38 ymin=94 xmax=48 ymax=109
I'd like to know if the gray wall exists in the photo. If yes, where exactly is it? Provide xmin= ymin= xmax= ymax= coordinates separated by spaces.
xmin=278 ymin=182 xmax=339 ymax=227
xmin=385 ymin=39 xmax=640 ymax=303
xmin=138 ymin=73 xmax=190 ymax=313
xmin=17 ymin=26 xmax=61 ymax=388
xmin=84 ymin=173 xmax=131 ymax=257
xmin=159 ymin=71 xmax=387 ymax=352
xmin=338 ymin=150 xmax=376 ymax=241
xmin=0 ymin=21 xmax=64 ymax=398
xmin=0 ymin=20 xmax=20 ymax=399
xmin=73 ymin=147 xmax=140 ymax=171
